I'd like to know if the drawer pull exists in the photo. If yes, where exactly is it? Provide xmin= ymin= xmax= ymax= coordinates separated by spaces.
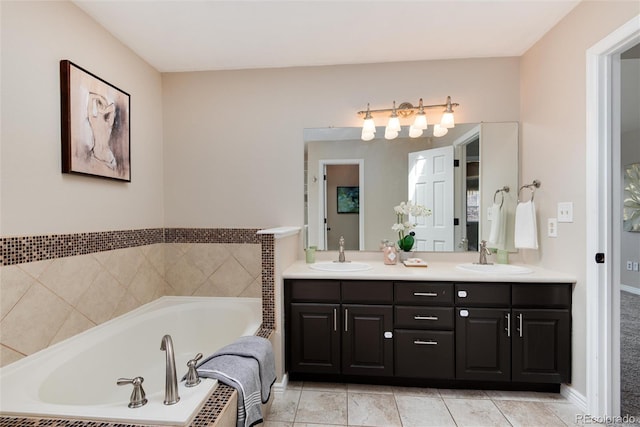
xmin=414 ymin=340 xmax=438 ymax=345
xmin=505 ymin=313 xmax=511 ymax=337
xmin=413 ymin=292 xmax=438 ymax=297
xmin=333 ymin=308 xmax=337 ymax=332
xmin=414 ymin=315 xmax=438 ymax=321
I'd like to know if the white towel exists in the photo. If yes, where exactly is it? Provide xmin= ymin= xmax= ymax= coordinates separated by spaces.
xmin=488 ymin=202 xmax=506 ymax=250
xmin=514 ymin=200 xmax=538 ymax=249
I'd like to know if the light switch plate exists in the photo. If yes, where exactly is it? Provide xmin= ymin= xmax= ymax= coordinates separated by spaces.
xmin=548 ymin=218 xmax=558 ymax=237
xmin=558 ymin=202 xmax=573 ymax=223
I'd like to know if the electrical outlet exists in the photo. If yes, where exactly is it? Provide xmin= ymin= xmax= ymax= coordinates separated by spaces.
xmin=634 ymin=262 xmax=639 ymax=272
xmin=628 ymin=261 xmax=634 ymax=271
xmin=558 ymin=202 xmax=574 ymax=223
xmin=548 ymin=218 xmax=558 ymax=237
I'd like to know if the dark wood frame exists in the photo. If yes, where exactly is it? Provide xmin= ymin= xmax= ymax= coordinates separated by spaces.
xmin=60 ymin=60 xmax=131 ymax=182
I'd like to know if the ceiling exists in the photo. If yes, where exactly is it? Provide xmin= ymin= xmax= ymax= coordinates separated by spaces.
xmin=73 ymin=0 xmax=582 ymax=73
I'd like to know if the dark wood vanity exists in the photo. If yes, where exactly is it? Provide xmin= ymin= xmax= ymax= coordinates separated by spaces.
xmin=284 ymin=278 xmax=572 ymax=391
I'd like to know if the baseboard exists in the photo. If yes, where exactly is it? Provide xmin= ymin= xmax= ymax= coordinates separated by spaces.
xmin=620 ymin=284 xmax=640 ymax=296
xmin=272 ymin=373 xmax=289 ymax=393
xmin=561 ymin=384 xmax=587 ymax=412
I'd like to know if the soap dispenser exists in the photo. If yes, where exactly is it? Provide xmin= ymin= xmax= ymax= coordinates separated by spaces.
xmin=382 ymin=240 xmax=398 ymax=265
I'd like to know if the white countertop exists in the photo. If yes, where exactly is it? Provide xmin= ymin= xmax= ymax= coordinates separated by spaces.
xmin=283 ymin=259 xmax=576 ymax=283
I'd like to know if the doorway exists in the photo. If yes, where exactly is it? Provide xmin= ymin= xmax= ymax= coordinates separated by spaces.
xmin=586 ymin=15 xmax=640 ymax=417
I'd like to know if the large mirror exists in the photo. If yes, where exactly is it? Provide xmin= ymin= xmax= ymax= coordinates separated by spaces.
xmin=304 ymin=122 xmax=519 ymax=252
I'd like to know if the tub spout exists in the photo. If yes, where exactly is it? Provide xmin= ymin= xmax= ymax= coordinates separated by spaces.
xmin=160 ymin=334 xmax=180 ymax=405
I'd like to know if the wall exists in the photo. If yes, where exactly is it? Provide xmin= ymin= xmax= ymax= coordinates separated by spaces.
xmin=0 ymin=1 xmax=164 ymax=236
xmin=162 ymin=57 xmax=521 ymax=230
xmin=520 ymin=0 xmax=640 ymax=399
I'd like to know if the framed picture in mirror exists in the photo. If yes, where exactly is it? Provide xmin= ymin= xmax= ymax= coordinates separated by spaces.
xmin=337 ymin=186 xmax=359 ymax=214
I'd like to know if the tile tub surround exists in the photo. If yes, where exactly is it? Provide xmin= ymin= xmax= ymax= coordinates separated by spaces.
xmin=0 ymin=228 xmax=272 ymax=366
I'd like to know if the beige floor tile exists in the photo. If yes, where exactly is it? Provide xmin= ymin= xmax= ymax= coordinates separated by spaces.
xmin=294 ymin=390 xmax=347 ymax=425
xmin=493 ymin=400 xmax=566 ymax=426
xmin=444 ymin=398 xmax=511 ymax=426
xmin=348 ymin=392 xmax=402 ymax=427
xmin=302 ymin=381 xmax=348 ymax=392
xmin=543 ymin=401 xmax=590 ymax=426
xmin=438 ymin=388 xmax=490 ymax=399
xmin=485 ymin=389 xmax=567 ymax=402
xmin=348 ymin=383 xmax=394 ymax=394
xmin=287 ymin=380 xmax=304 ymax=389
xmin=395 ymin=395 xmax=456 ymax=427
xmin=266 ymin=389 xmax=302 ymax=423
xmin=263 ymin=422 xmax=293 ymax=427
xmin=293 ymin=424 xmax=345 ymax=427
xmin=392 ymin=386 xmax=440 ymax=397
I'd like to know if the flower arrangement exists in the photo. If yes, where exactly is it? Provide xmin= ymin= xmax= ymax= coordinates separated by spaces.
xmin=392 ymin=201 xmax=432 ymax=252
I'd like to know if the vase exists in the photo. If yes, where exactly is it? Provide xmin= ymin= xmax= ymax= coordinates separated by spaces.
xmin=399 ymin=251 xmax=414 ymax=262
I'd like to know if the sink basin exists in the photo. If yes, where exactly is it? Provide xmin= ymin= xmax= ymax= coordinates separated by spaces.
xmin=309 ymin=262 xmax=372 ymax=272
xmin=456 ymin=263 xmax=533 ymax=275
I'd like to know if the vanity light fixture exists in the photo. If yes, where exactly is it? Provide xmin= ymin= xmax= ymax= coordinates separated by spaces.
xmin=357 ymin=96 xmax=459 ymax=141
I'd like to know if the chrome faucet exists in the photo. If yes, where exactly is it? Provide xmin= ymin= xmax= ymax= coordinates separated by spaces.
xmin=477 ymin=240 xmax=493 ymax=265
xmin=338 ymin=236 xmax=346 ymax=263
xmin=160 ymin=334 xmax=180 ymax=405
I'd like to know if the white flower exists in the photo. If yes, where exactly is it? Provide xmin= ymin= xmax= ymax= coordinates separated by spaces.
xmin=391 ymin=223 xmax=406 ymax=232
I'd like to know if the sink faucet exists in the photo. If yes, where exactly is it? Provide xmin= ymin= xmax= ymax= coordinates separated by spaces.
xmin=338 ymin=236 xmax=346 ymax=263
xmin=160 ymin=334 xmax=180 ymax=405
xmin=477 ymin=240 xmax=493 ymax=265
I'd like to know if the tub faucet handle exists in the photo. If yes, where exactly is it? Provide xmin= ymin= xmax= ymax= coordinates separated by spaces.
xmin=185 ymin=352 xmax=203 ymax=387
xmin=116 ymin=376 xmax=148 ymax=408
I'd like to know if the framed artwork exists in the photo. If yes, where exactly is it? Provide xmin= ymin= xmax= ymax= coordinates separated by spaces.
xmin=337 ymin=186 xmax=359 ymax=213
xmin=623 ymin=162 xmax=640 ymax=232
xmin=60 ymin=60 xmax=131 ymax=181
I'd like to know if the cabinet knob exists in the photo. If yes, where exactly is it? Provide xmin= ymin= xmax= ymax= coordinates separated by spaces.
xmin=459 ymin=309 xmax=469 ymax=317
xmin=458 ymin=290 xmax=468 ymax=298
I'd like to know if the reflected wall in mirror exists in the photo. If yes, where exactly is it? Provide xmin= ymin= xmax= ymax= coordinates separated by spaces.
xmin=304 ymin=122 xmax=519 ymax=252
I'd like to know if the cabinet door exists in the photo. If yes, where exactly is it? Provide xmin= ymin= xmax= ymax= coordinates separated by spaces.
xmin=290 ymin=303 xmax=340 ymax=374
xmin=342 ymin=304 xmax=393 ymax=376
xmin=512 ymin=309 xmax=571 ymax=383
xmin=456 ymin=307 xmax=510 ymax=381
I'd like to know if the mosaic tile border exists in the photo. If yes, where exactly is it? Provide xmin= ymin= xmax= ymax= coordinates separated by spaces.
xmin=165 ymin=228 xmax=261 ymax=244
xmin=0 ymin=384 xmax=235 ymax=427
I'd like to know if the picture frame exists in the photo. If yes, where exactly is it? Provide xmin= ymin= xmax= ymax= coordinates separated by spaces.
xmin=337 ymin=186 xmax=359 ymax=213
xmin=60 ymin=60 xmax=131 ymax=181
xmin=623 ymin=162 xmax=640 ymax=232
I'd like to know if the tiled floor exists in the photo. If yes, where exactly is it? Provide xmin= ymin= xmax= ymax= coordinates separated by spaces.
xmin=263 ymin=381 xmax=586 ymax=427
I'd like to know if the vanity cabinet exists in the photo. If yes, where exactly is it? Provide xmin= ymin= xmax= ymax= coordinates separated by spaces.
xmin=285 ymin=278 xmax=572 ymax=388
xmin=455 ymin=283 xmax=572 ymax=384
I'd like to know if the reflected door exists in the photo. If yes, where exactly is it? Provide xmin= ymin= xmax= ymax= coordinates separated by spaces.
xmin=408 ymin=146 xmax=454 ymax=251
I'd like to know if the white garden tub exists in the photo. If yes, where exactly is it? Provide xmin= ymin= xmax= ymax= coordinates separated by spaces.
xmin=0 ymin=296 xmax=262 ymax=425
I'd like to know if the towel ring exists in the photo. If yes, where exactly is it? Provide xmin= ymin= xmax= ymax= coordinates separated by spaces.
xmin=493 ymin=186 xmax=510 ymax=208
xmin=518 ymin=180 xmax=541 ymax=203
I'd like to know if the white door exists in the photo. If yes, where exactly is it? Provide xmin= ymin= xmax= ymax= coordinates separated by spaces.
xmin=409 ymin=146 xmax=454 ymax=251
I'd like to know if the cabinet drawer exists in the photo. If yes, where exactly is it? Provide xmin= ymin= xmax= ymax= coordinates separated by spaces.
xmin=342 ymin=281 xmax=393 ymax=303
xmin=512 ymin=283 xmax=572 ymax=308
xmin=288 ymin=280 xmax=340 ymax=302
xmin=395 ymin=306 xmax=454 ymax=330
xmin=394 ymin=329 xmax=454 ymax=379
xmin=455 ymin=283 xmax=510 ymax=307
xmin=395 ymin=282 xmax=453 ymax=305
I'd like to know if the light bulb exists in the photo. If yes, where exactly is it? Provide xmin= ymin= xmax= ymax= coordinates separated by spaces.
xmin=363 ymin=117 xmax=376 ymax=134
xmin=384 ymin=128 xmax=399 ymax=140
xmin=433 ymin=124 xmax=448 ymax=137
xmin=361 ymin=130 xmax=375 ymax=141
xmin=413 ymin=112 xmax=427 ymax=130
xmin=440 ymin=112 xmax=455 ymax=128
xmin=409 ymin=126 xmax=423 ymax=138
xmin=387 ymin=116 xmax=401 ymax=133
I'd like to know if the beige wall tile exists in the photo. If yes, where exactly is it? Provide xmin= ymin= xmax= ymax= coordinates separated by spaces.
xmin=195 ymin=258 xmax=253 ymax=297
xmin=51 ymin=310 xmax=95 ymax=345
xmin=129 ymin=260 xmax=169 ymax=304
xmin=228 ymin=243 xmax=262 ymax=278
xmin=239 ymin=278 xmax=262 ymax=298
xmin=184 ymin=244 xmax=230 ymax=277
xmin=0 ymin=266 xmax=34 ymax=320
xmin=112 ymin=290 xmax=144 ymax=318
xmin=38 ymin=254 xmax=102 ymax=306
xmin=97 ymin=247 xmax=145 ymax=287
xmin=0 ymin=344 xmax=24 ymax=367
xmin=165 ymin=256 xmax=207 ymax=295
xmin=142 ymin=243 xmax=165 ymax=277
xmin=163 ymin=243 xmax=192 ymax=270
xmin=0 ymin=283 xmax=71 ymax=354
xmin=17 ymin=259 xmax=53 ymax=279
xmin=75 ymin=270 xmax=127 ymax=324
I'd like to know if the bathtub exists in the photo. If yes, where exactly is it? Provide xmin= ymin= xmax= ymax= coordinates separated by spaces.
xmin=0 ymin=296 xmax=262 ymax=425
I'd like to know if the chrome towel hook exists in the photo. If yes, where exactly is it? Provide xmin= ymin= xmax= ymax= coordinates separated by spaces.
xmin=518 ymin=180 xmax=541 ymax=202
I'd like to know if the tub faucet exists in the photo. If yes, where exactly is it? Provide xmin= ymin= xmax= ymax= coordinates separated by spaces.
xmin=160 ymin=334 xmax=180 ymax=405
xmin=477 ymin=240 xmax=493 ymax=265
xmin=338 ymin=236 xmax=346 ymax=263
